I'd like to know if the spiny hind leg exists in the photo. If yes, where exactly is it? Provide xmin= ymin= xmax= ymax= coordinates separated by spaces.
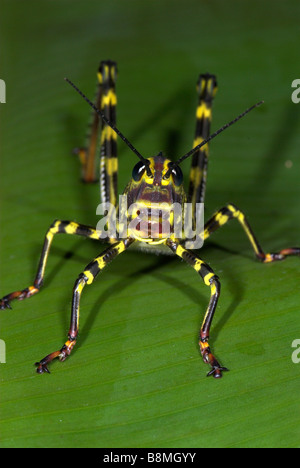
xmin=188 ymin=73 xmax=217 ymax=211
xmin=73 ymin=61 xmax=118 ymax=184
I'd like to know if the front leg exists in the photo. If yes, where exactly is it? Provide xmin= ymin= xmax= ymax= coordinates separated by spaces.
xmin=0 ymin=219 xmax=105 ymax=310
xmin=35 ymin=275 xmax=86 ymax=374
xmin=166 ymin=239 xmax=228 ymax=378
xmin=35 ymin=237 xmax=135 ymax=374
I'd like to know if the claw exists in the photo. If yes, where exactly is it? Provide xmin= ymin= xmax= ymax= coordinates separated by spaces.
xmin=34 ymin=345 xmax=73 ymax=375
xmin=0 ymin=298 xmax=12 ymax=310
xmin=207 ymin=366 xmax=229 ymax=378
xmin=0 ymin=286 xmax=39 ymax=310
xmin=35 ymin=362 xmax=51 ymax=374
xmin=200 ymin=341 xmax=229 ymax=379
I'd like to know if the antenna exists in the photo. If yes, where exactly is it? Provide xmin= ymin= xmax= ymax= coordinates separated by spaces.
xmin=64 ymin=77 xmax=152 ymax=176
xmin=164 ymin=100 xmax=264 ymax=178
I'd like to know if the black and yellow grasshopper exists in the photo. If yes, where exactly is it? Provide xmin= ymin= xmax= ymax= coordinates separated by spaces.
xmin=1 ymin=61 xmax=299 ymax=378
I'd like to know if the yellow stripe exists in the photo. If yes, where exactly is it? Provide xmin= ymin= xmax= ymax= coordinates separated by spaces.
xmin=227 ymin=205 xmax=261 ymax=256
xmin=189 ymin=166 xmax=202 ymax=186
xmin=96 ymin=257 xmax=106 ymax=269
xmin=198 ymin=79 xmax=206 ymax=96
xmin=210 ymin=281 xmax=218 ymax=295
xmin=196 ymin=102 xmax=212 ymax=120
xmin=193 ymin=136 xmax=208 ymax=152
xmin=203 ymin=272 xmax=215 ymax=286
xmin=46 ymin=231 xmax=54 ymax=242
xmin=194 ymin=259 xmax=204 ymax=272
xmin=89 ymin=231 xmax=100 ymax=240
xmin=101 ymin=89 xmax=117 ymax=107
xmin=84 ymin=270 xmax=94 ymax=285
xmin=76 ymin=280 xmax=85 ymax=295
xmin=64 ymin=222 xmax=78 ymax=235
xmin=50 ymin=220 xmax=61 ymax=235
xmin=105 ymin=157 xmax=118 ymax=175
xmin=115 ymin=242 xmax=126 ymax=254
xmin=101 ymin=126 xmax=117 ymax=143
xmin=175 ymin=244 xmax=186 ymax=258
xmin=215 ymin=212 xmax=229 ymax=226
xmin=227 ymin=204 xmax=238 ymax=216
xmin=97 ymin=72 xmax=103 ymax=84
xmin=199 ymin=341 xmax=209 ymax=350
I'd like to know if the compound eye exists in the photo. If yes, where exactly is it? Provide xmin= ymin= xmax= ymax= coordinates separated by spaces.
xmin=132 ymin=161 xmax=146 ymax=181
xmin=171 ymin=166 xmax=183 ymax=186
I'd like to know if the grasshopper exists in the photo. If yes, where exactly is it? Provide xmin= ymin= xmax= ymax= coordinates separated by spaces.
xmin=1 ymin=61 xmax=298 ymax=378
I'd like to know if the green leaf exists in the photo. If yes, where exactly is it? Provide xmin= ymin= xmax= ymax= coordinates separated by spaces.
xmin=1 ymin=0 xmax=300 ymax=448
